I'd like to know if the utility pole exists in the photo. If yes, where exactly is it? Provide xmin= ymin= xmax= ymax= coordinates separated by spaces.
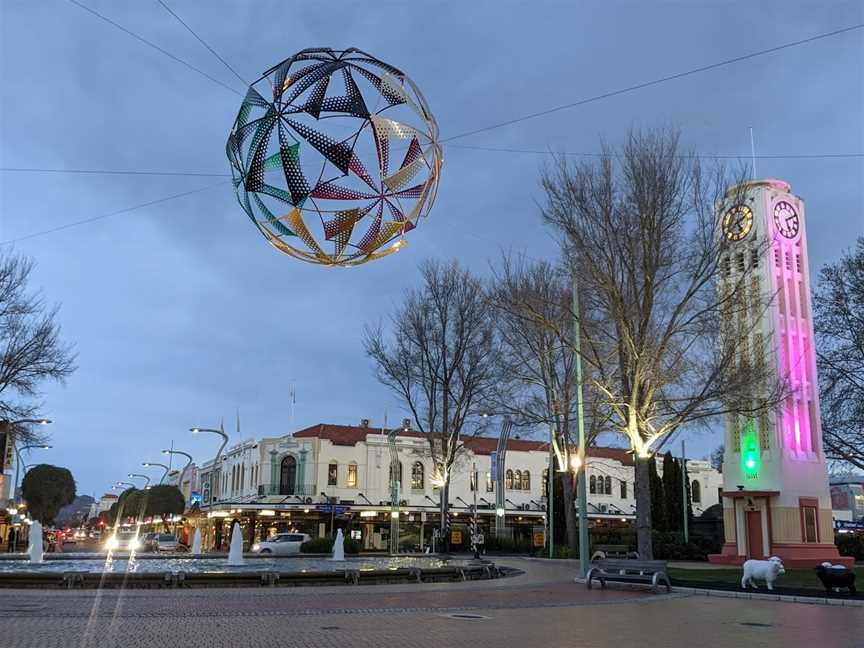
xmin=572 ymin=273 xmax=590 ymax=578
xmin=681 ymin=439 xmax=689 ymax=544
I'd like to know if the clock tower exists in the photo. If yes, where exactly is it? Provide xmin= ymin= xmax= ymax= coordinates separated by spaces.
xmin=709 ymin=179 xmax=851 ymax=567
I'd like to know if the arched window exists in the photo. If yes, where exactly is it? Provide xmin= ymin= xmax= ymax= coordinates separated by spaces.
xmin=589 ymin=475 xmax=597 ymax=494
xmin=505 ymin=469 xmax=513 ymax=490
xmin=620 ymin=480 xmax=627 ymax=499
xmin=604 ymin=476 xmax=612 ymax=496
xmin=514 ymin=470 xmax=523 ymax=490
xmin=411 ymin=462 xmax=424 ymax=490
xmin=279 ymin=455 xmax=297 ymax=495
xmin=347 ymin=463 xmax=358 ymax=488
xmin=692 ymin=479 xmax=701 ymax=504
xmin=523 ymin=470 xmax=531 ymax=491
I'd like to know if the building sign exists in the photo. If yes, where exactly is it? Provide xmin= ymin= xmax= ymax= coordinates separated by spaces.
xmin=533 ymin=530 xmax=545 ymax=547
xmin=201 ymin=477 xmax=211 ymax=505
xmin=490 ymin=452 xmax=497 ymax=482
xmin=450 ymin=529 xmax=462 ymax=545
xmin=189 ymin=491 xmax=202 ymax=506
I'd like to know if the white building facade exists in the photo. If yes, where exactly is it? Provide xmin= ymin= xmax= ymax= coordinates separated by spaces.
xmin=190 ymin=422 xmax=722 ymax=551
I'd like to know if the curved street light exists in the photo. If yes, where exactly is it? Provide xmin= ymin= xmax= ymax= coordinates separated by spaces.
xmin=1 ymin=418 xmax=51 ymax=505
xmin=141 ymin=462 xmax=170 ymax=485
xmin=162 ymin=449 xmax=193 ymax=493
xmin=191 ymin=425 xmax=229 ymax=502
xmin=127 ymin=473 xmax=151 ymax=488
xmin=116 ymin=481 xmax=136 ymax=490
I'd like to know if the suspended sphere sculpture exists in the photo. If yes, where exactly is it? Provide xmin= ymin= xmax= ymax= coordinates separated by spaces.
xmin=226 ymin=47 xmax=442 ymax=267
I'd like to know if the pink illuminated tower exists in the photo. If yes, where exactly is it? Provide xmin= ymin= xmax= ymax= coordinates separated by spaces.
xmin=709 ymin=179 xmax=851 ymax=567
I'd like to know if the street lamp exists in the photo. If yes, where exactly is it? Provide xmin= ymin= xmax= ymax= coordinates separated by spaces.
xmin=116 ymin=481 xmax=136 ymax=489
xmin=127 ymin=473 xmax=151 ymax=488
xmin=1 ymin=418 xmax=51 ymax=505
xmin=142 ymin=462 xmax=170 ymax=485
xmin=162 ymin=449 xmax=193 ymax=492
xmin=191 ymin=425 xmax=229 ymax=502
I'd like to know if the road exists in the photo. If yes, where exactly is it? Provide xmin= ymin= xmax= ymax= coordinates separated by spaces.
xmin=0 ymin=558 xmax=861 ymax=648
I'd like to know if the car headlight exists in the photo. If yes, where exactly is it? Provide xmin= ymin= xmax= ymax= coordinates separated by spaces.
xmin=128 ymin=537 xmax=140 ymax=551
xmin=251 ymin=544 xmax=260 ymax=552
xmin=106 ymin=536 xmax=119 ymax=550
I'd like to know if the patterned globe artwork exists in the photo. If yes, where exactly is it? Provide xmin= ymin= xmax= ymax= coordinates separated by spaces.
xmin=226 ymin=47 xmax=442 ymax=267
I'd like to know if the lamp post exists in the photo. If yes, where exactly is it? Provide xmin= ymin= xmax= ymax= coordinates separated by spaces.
xmin=142 ymin=462 xmax=170 ymax=485
xmin=162 ymin=449 xmax=193 ymax=494
xmin=116 ymin=481 xmax=136 ymax=490
xmin=191 ymin=425 xmax=229 ymax=504
xmin=1 ymin=418 xmax=51 ymax=505
xmin=128 ymin=473 xmax=151 ymax=489
xmin=571 ymin=272 xmax=589 ymax=579
xmin=13 ymin=443 xmax=51 ymax=503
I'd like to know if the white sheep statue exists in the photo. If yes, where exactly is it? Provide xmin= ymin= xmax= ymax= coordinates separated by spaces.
xmin=741 ymin=556 xmax=785 ymax=590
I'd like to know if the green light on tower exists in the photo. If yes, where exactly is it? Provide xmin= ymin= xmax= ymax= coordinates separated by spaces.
xmin=741 ymin=418 xmax=760 ymax=477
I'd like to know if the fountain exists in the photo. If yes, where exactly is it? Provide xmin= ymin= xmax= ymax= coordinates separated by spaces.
xmin=331 ymin=528 xmax=345 ymax=561
xmin=227 ymin=522 xmax=244 ymax=566
xmin=27 ymin=521 xmax=44 ymax=563
xmin=191 ymin=528 xmax=202 ymax=555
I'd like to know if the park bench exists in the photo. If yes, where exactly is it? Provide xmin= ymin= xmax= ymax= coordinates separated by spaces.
xmin=590 ymin=544 xmax=638 ymax=561
xmin=586 ymin=559 xmax=671 ymax=592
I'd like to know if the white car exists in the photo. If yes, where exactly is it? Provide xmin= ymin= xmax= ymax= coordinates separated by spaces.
xmin=251 ymin=533 xmax=310 ymax=555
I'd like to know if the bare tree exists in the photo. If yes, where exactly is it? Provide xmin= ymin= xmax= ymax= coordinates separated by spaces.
xmin=364 ymin=259 xmax=499 ymax=535
xmin=0 ymin=251 xmax=76 ymax=445
xmin=540 ymin=129 xmax=783 ymax=558
xmin=814 ymin=237 xmax=864 ymax=471
xmin=488 ymin=254 xmax=606 ymax=553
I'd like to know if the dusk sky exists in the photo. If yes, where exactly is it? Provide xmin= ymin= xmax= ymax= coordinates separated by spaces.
xmin=1 ymin=1 xmax=862 ymax=497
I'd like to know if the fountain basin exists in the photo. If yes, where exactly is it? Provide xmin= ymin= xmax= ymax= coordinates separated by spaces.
xmin=0 ymin=555 xmax=505 ymax=589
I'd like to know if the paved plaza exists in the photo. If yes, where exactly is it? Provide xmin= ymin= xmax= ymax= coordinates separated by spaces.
xmin=0 ymin=558 xmax=861 ymax=648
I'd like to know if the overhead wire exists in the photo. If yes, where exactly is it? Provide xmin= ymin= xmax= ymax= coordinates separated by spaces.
xmin=154 ymin=0 xmax=248 ymax=87
xmin=4 ymin=19 xmax=861 ymax=241
xmin=440 ymin=23 xmax=864 ymax=143
xmin=0 ymin=180 xmax=229 ymax=246
xmin=0 ymin=167 xmax=230 ymax=177
xmin=66 ymin=0 xmax=242 ymax=96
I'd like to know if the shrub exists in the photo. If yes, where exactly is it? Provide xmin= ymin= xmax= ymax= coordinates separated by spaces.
xmin=300 ymin=535 xmax=360 ymax=554
xmin=835 ymin=533 xmax=864 ymax=561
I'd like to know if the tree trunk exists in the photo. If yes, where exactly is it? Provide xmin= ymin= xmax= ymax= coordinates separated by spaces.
xmin=561 ymin=471 xmax=579 ymax=554
xmin=634 ymin=456 xmax=654 ymax=559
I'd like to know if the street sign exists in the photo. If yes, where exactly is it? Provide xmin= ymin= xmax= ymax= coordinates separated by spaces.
xmin=317 ymin=504 xmax=350 ymax=515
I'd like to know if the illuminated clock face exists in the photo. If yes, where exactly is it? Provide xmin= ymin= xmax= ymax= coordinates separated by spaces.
xmin=773 ymin=201 xmax=800 ymax=239
xmin=722 ymin=204 xmax=753 ymax=242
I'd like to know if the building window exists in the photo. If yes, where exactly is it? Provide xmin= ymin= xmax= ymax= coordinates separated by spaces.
xmin=523 ymin=470 xmax=531 ymax=492
xmin=514 ymin=470 xmax=522 ymax=490
xmin=691 ymin=480 xmax=701 ymax=504
xmin=347 ymin=464 xmax=358 ymax=488
xmin=279 ymin=455 xmax=297 ymax=496
xmin=485 ymin=472 xmax=493 ymax=492
xmin=589 ymin=475 xmax=596 ymax=494
xmin=604 ymin=476 xmax=612 ymax=496
xmin=411 ymin=462 xmax=424 ymax=490
xmin=469 ymin=470 xmax=477 ymax=491
xmin=505 ymin=469 xmax=513 ymax=490
xmin=801 ymin=503 xmax=819 ymax=543
xmin=620 ymin=480 xmax=627 ymax=499
xmin=328 ymin=463 xmax=338 ymax=486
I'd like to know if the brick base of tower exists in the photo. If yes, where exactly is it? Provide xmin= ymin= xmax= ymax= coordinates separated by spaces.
xmin=709 ymin=542 xmax=854 ymax=568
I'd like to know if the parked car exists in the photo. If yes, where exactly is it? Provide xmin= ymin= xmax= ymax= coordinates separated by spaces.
xmin=155 ymin=534 xmax=185 ymax=552
xmin=104 ymin=531 xmax=141 ymax=552
xmin=251 ymin=533 xmax=311 ymax=555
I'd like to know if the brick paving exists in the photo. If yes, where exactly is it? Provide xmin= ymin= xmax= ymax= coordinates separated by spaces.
xmin=0 ymin=558 xmax=861 ymax=648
